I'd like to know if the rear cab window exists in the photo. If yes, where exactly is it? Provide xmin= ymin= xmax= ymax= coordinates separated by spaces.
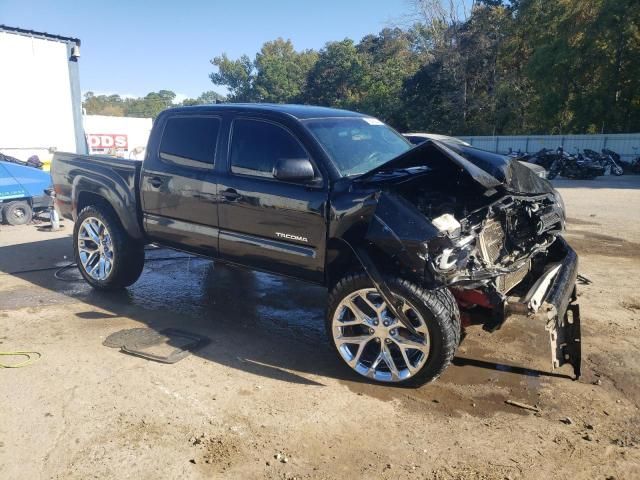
xmin=159 ymin=116 xmax=220 ymax=168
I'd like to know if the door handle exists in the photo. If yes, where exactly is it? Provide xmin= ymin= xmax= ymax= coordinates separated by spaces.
xmin=222 ymin=188 xmax=242 ymax=201
xmin=148 ymin=176 xmax=163 ymax=188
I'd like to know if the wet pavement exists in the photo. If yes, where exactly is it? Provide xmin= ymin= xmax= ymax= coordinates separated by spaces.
xmin=2 ymin=234 xmax=566 ymax=418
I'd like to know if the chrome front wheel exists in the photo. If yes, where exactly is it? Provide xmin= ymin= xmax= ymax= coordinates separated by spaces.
xmin=331 ymin=287 xmax=430 ymax=383
xmin=77 ymin=216 xmax=114 ymax=281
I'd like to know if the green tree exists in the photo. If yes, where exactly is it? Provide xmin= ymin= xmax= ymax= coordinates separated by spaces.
xmin=209 ymin=54 xmax=254 ymax=101
xmin=401 ymin=58 xmax=464 ymax=134
xmin=83 ymin=90 xmax=179 ymax=118
xmin=206 ymin=0 xmax=640 ymax=134
xmin=522 ymin=0 xmax=640 ymax=133
xmin=355 ymin=28 xmax=423 ymax=125
xmin=182 ymin=90 xmax=226 ymax=106
xmin=210 ymin=40 xmax=318 ymax=103
xmin=253 ymin=38 xmax=318 ymax=103
xmin=304 ymin=39 xmax=365 ymax=109
xmin=126 ymin=90 xmax=176 ymax=118
xmin=83 ymin=92 xmax=126 ymax=116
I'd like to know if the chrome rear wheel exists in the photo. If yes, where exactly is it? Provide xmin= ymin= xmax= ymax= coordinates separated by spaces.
xmin=77 ymin=216 xmax=114 ymax=281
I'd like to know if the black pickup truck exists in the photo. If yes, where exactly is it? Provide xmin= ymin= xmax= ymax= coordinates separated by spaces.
xmin=51 ymin=104 xmax=580 ymax=386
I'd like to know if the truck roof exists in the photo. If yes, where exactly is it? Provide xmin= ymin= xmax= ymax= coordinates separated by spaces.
xmin=166 ymin=103 xmax=367 ymax=120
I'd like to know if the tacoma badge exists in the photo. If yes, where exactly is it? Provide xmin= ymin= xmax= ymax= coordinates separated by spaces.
xmin=276 ymin=232 xmax=308 ymax=242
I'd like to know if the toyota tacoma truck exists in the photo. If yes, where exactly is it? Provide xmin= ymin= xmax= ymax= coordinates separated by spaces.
xmin=51 ymin=104 xmax=581 ymax=386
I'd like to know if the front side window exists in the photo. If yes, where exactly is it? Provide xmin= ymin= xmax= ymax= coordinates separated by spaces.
xmin=230 ymin=119 xmax=308 ymax=178
xmin=303 ymin=117 xmax=411 ymax=176
xmin=159 ymin=116 xmax=220 ymax=168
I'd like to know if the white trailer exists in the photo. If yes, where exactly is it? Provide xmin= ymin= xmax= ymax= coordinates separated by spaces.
xmin=0 ymin=25 xmax=85 ymax=169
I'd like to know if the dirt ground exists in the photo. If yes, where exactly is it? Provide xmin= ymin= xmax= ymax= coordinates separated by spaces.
xmin=1 ymin=176 xmax=639 ymax=480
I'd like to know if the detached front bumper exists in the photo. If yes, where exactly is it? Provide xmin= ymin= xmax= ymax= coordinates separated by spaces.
xmin=505 ymin=237 xmax=581 ymax=379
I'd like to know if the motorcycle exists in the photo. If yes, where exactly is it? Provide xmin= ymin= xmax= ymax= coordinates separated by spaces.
xmin=600 ymin=149 xmax=624 ymax=176
xmin=527 ymin=148 xmax=558 ymax=170
xmin=547 ymin=148 xmax=605 ymax=180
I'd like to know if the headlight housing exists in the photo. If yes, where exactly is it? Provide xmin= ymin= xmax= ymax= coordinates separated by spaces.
xmin=553 ymin=188 xmax=566 ymax=220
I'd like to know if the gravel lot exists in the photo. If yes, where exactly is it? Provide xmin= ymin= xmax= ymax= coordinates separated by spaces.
xmin=1 ymin=176 xmax=639 ymax=479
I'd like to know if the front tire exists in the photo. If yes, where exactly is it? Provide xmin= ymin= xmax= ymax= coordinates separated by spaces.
xmin=74 ymin=205 xmax=144 ymax=290
xmin=326 ymin=273 xmax=460 ymax=387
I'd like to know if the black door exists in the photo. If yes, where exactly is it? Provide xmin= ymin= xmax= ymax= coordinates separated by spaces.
xmin=140 ymin=114 xmax=222 ymax=256
xmin=217 ymin=117 xmax=328 ymax=283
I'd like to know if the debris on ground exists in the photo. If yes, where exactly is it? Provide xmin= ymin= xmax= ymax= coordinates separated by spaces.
xmin=577 ymin=274 xmax=593 ymax=285
xmin=275 ymin=452 xmax=290 ymax=463
xmin=505 ymin=399 xmax=541 ymax=412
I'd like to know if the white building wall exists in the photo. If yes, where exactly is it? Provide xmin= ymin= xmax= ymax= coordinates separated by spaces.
xmin=83 ymin=115 xmax=153 ymax=159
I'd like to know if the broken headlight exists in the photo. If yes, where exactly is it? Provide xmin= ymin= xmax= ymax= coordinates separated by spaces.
xmin=553 ymin=188 xmax=566 ymax=221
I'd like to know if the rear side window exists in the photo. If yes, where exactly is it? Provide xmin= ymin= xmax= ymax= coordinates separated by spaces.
xmin=230 ymin=119 xmax=307 ymax=178
xmin=159 ymin=116 xmax=220 ymax=168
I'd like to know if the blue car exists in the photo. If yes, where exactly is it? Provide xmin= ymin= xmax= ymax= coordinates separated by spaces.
xmin=0 ymin=157 xmax=53 ymax=225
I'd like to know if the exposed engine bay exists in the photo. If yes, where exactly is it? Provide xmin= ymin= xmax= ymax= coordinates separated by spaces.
xmin=377 ymin=162 xmax=566 ymax=296
xmin=420 ymin=192 xmax=564 ymax=292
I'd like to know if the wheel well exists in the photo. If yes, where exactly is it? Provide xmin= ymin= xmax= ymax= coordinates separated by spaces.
xmin=75 ymin=191 xmax=141 ymax=242
xmin=325 ymin=239 xmax=400 ymax=289
xmin=326 ymin=241 xmax=362 ymax=289
xmin=76 ymin=191 xmax=111 ymax=216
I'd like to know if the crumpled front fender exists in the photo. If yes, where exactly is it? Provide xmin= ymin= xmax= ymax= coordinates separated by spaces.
xmin=364 ymin=191 xmax=440 ymax=283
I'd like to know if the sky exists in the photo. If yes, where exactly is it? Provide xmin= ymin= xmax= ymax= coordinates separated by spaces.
xmin=1 ymin=0 xmax=411 ymax=102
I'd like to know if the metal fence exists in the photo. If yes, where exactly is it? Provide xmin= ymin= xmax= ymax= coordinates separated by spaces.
xmin=458 ymin=134 xmax=640 ymax=161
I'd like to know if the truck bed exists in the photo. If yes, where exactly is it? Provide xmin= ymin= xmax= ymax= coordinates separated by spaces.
xmin=51 ymin=152 xmax=144 ymax=239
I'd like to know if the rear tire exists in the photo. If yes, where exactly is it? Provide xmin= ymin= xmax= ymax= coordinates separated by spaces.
xmin=326 ymin=273 xmax=460 ymax=387
xmin=4 ymin=201 xmax=32 ymax=225
xmin=74 ymin=205 xmax=145 ymax=290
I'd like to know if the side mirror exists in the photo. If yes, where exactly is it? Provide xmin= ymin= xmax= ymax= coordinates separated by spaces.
xmin=273 ymin=158 xmax=316 ymax=183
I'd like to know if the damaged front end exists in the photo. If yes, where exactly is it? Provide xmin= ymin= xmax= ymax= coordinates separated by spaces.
xmin=351 ymin=140 xmax=581 ymax=378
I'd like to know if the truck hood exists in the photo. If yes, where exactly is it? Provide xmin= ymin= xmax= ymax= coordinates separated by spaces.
xmin=358 ymin=140 xmax=554 ymax=195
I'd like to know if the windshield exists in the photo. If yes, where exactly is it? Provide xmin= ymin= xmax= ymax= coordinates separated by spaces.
xmin=303 ymin=117 xmax=411 ymax=176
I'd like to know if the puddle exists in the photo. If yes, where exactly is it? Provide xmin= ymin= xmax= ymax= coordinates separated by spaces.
xmin=566 ymin=217 xmax=600 ymax=226
xmin=128 ymin=257 xmax=327 ymax=344
xmin=337 ymin=314 xmax=563 ymax=418
xmin=340 ymin=340 xmax=550 ymax=418
xmin=26 ymin=254 xmax=327 ymax=343
xmin=565 ymin=230 xmax=640 ymax=259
